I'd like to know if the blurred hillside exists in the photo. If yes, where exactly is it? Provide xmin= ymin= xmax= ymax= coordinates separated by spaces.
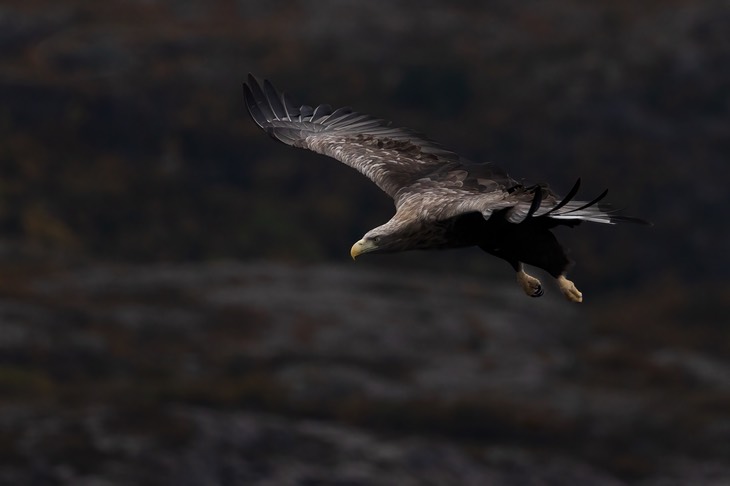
xmin=1 ymin=262 xmax=729 ymax=484
xmin=0 ymin=0 xmax=729 ymax=484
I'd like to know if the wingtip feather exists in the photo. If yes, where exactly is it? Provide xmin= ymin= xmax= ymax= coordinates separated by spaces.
xmin=243 ymin=83 xmax=266 ymax=127
xmin=545 ymin=178 xmax=581 ymax=215
xmin=524 ymin=186 xmax=543 ymax=220
xmin=561 ymin=188 xmax=609 ymax=215
xmin=263 ymin=79 xmax=287 ymax=120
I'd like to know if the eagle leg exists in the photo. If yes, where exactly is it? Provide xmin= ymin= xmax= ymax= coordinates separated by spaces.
xmin=516 ymin=266 xmax=543 ymax=298
xmin=557 ymin=275 xmax=583 ymax=303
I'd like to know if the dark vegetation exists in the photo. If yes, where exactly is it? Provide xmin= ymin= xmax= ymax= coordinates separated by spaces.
xmin=0 ymin=0 xmax=728 ymax=483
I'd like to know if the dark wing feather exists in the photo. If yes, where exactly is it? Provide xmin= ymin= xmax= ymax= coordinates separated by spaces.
xmin=244 ymin=75 xmax=481 ymax=198
xmin=245 ymin=77 xmax=275 ymax=121
xmin=263 ymin=80 xmax=288 ymax=120
xmin=243 ymin=84 xmax=267 ymax=127
xmin=299 ymin=105 xmax=313 ymax=119
xmin=524 ymin=186 xmax=543 ymax=220
xmin=281 ymin=92 xmax=299 ymax=121
xmin=244 ymin=75 xmax=646 ymax=225
xmin=544 ymin=178 xmax=581 ymax=215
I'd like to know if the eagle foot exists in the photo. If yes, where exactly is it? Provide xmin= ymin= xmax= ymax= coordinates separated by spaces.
xmin=557 ymin=275 xmax=583 ymax=303
xmin=517 ymin=270 xmax=543 ymax=298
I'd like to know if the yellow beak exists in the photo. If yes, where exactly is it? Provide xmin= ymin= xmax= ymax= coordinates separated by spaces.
xmin=350 ymin=238 xmax=376 ymax=260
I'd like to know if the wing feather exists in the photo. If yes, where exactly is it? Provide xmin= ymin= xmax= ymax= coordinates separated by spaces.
xmin=320 ymin=106 xmax=354 ymax=125
xmin=542 ymin=178 xmax=581 ymax=216
xmin=246 ymin=74 xmax=276 ymax=121
xmin=244 ymin=75 xmax=646 ymax=225
xmin=244 ymin=75 xmax=472 ymax=198
xmin=560 ymin=189 xmax=609 ymax=215
xmin=299 ymin=105 xmax=313 ymax=119
xmin=524 ymin=186 xmax=543 ymax=220
xmin=263 ymin=80 xmax=288 ymax=120
xmin=242 ymin=84 xmax=267 ymax=127
xmin=281 ymin=92 xmax=299 ymax=121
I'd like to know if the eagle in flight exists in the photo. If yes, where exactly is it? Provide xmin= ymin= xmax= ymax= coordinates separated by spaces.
xmin=243 ymin=75 xmax=647 ymax=302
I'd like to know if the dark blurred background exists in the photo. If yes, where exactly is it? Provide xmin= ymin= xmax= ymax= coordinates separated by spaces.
xmin=0 ymin=0 xmax=728 ymax=484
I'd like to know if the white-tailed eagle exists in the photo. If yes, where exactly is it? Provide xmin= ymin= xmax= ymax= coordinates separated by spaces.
xmin=243 ymin=75 xmax=648 ymax=302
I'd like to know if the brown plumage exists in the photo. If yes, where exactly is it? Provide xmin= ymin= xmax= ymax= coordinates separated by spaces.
xmin=243 ymin=74 xmax=648 ymax=302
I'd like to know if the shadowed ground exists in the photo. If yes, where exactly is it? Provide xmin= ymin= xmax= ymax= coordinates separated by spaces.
xmin=0 ymin=261 xmax=728 ymax=484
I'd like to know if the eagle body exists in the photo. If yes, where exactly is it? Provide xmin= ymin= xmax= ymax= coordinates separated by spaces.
xmin=244 ymin=75 xmax=647 ymax=302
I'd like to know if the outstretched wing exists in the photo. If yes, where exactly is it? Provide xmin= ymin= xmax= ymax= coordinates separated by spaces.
xmin=244 ymin=75 xmax=647 ymax=226
xmin=243 ymin=75 xmax=514 ymax=199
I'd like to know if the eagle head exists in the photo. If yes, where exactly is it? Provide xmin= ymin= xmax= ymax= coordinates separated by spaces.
xmin=351 ymin=216 xmax=425 ymax=259
xmin=350 ymin=221 xmax=419 ymax=259
xmin=352 ymin=227 xmax=413 ymax=259
xmin=350 ymin=233 xmax=386 ymax=259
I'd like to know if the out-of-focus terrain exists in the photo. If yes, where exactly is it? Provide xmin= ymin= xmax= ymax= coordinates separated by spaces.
xmin=1 ymin=262 xmax=729 ymax=484
xmin=0 ymin=0 xmax=728 ymax=484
